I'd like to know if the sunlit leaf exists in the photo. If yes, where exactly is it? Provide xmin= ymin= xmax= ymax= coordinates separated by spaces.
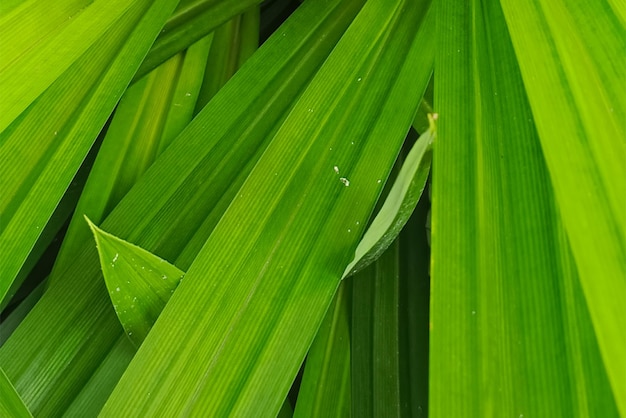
xmin=430 ymin=1 xmax=619 ymax=416
xmin=0 ymin=0 xmax=180 ymax=306
xmin=49 ymin=34 xmax=213 ymax=284
xmin=500 ymin=2 xmax=626 ymax=412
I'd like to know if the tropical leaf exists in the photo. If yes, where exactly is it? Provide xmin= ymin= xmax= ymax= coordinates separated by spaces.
xmin=351 ymin=238 xmax=404 ymax=417
xmin=293 ymin=280 xmax=351 ymax=418
xmin=0 ymin=0 xmax=180 ymax=306
xmin=0 ymin=0 xmax=621 ymax=416
xmin=100 ymin=0 xmax=433 ymax=415
xmin=134 ymin=0 xmax=263 ymax=80
xmin=0 ymin=367 xmax=31 ymax=418
xmin=430 ymin=1 xmax=620 ymax=416
xmin=195 ymin=7 xmax=260 ymax=109
xmin=499 ymin=2 xmax=626 ymax=412
xmin=343 ymin=112 xmax=435 ymax=277
xmin=48 ymin=34 xmax=213 ymax=285
xmin=87 ymin=217 xmax=184 ymax=347
xmin=0 ymin=1 xmax=366 ymax=414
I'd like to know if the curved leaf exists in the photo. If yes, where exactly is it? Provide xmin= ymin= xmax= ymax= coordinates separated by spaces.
xmin=343 ymin=112 xmax=436 ymax=278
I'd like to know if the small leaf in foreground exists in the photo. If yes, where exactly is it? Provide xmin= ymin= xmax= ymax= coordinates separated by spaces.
xmin=343 ymin=113 xmax=436 ymax=278
xmin=85 ymin=216 xmax=184 ymax=347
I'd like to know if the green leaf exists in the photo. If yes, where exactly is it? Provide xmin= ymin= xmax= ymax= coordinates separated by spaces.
xmin=0 ymin=367 xmax=32 ymax=418
xmin=87 ymin=220 xmax=296 ymax=416
xmin=499 ymin=1 xmax=626 ymax=412
xmin=0 ymin=1 xmax=365 ymax=414
xmin=397 ymin=197 xmax=431 ymax=417
xmin=343 ymin=112 xmax=436 ymax=278
xmin=195 ymin=7 xmax=260 ymax=110
xmin=0 ymin=0 xmax=138 ymax=130
xmin=86 ymin=217 xmax=184 ymax=347
xmin=49 ymin=34 xmax=213 ymax=285
xmin=293 ymin=281 xmax=351 ymax=418
xmin=100 ymin=0 xmax=434 ymax=415
xmin=430 ymin=1 xmax=619 ymax=416
xmin=62 ymin=335 xmax=136 ymax=417
xmin=0 ymin=0 xmax=180 ymax=306
xmin=134 ymin=0 xmax=263 ymax=80
xmin=350 ymin=148 xmax=432 ymax=418
xmin=351 ymin=239 xmax=404 ymax=418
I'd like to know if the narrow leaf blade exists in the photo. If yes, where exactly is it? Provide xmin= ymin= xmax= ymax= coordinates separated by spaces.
xmin=344 ymin=112 xmax=436 ymax=277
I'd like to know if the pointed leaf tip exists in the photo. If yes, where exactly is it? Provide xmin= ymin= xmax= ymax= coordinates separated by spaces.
xmin=86 ymin=219 xmax=184 ymax=347
xmin=343 ymin=120 xmax=435 ymax=278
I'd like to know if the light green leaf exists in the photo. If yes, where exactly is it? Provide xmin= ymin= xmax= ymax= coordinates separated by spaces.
xmin=0 ymin=0 xmax=137 ymax=130
xmin=101 ymin=0 xmax=434 ymax=415
xmin=87 ymin=220 xmax=296 ymax=416
xmin=0 ymin=1 xmax=365 ymax=414
xmin=499 ymin=1 xmax=626 ymax=412
xmin=430 ymin=1 xmax=619 ymax=417
xmin=350 ymin=152 xmax=432 ymax=418
xmin=0 ymin=0 xmax=180 ymax=306
xmin=0 ymin=367 xmax=32 ymax=418
xmin=49 ymin=34 xmax=213 ymax=285
xmin=86 ymin=217 xmax=184 ymax=347
xmin=343 ymin=112 xmax=435 ymax=278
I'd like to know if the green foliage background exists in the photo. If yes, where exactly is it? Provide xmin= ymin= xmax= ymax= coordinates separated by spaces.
xmin=0 ymin=0 xmax=623 ymax=416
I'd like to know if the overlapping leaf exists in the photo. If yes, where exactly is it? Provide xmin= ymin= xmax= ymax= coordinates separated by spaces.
xmin=0 ymin=1 xmax=366 ymax=414
xmin=100 ymin=0 xmax=433 ymax=415
xmin=49 ymin=34 xmax=213 ymax=284
xmin=430 ymin=0 xmax=619 ymax=416
xmin=0 ymin=0 xmax=180 ymax=306
xmin=87 ymin=217 xmax=184 ymax=347
xmin=0 ymin=367 xmax=31 ymax=418
xmin=344 ymin=112 xmax=435 ymax=277
xmin=134 ymin=0 xmax=263 ymax=80
xmin=499 ymin=1 xmax=626 ymax=412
